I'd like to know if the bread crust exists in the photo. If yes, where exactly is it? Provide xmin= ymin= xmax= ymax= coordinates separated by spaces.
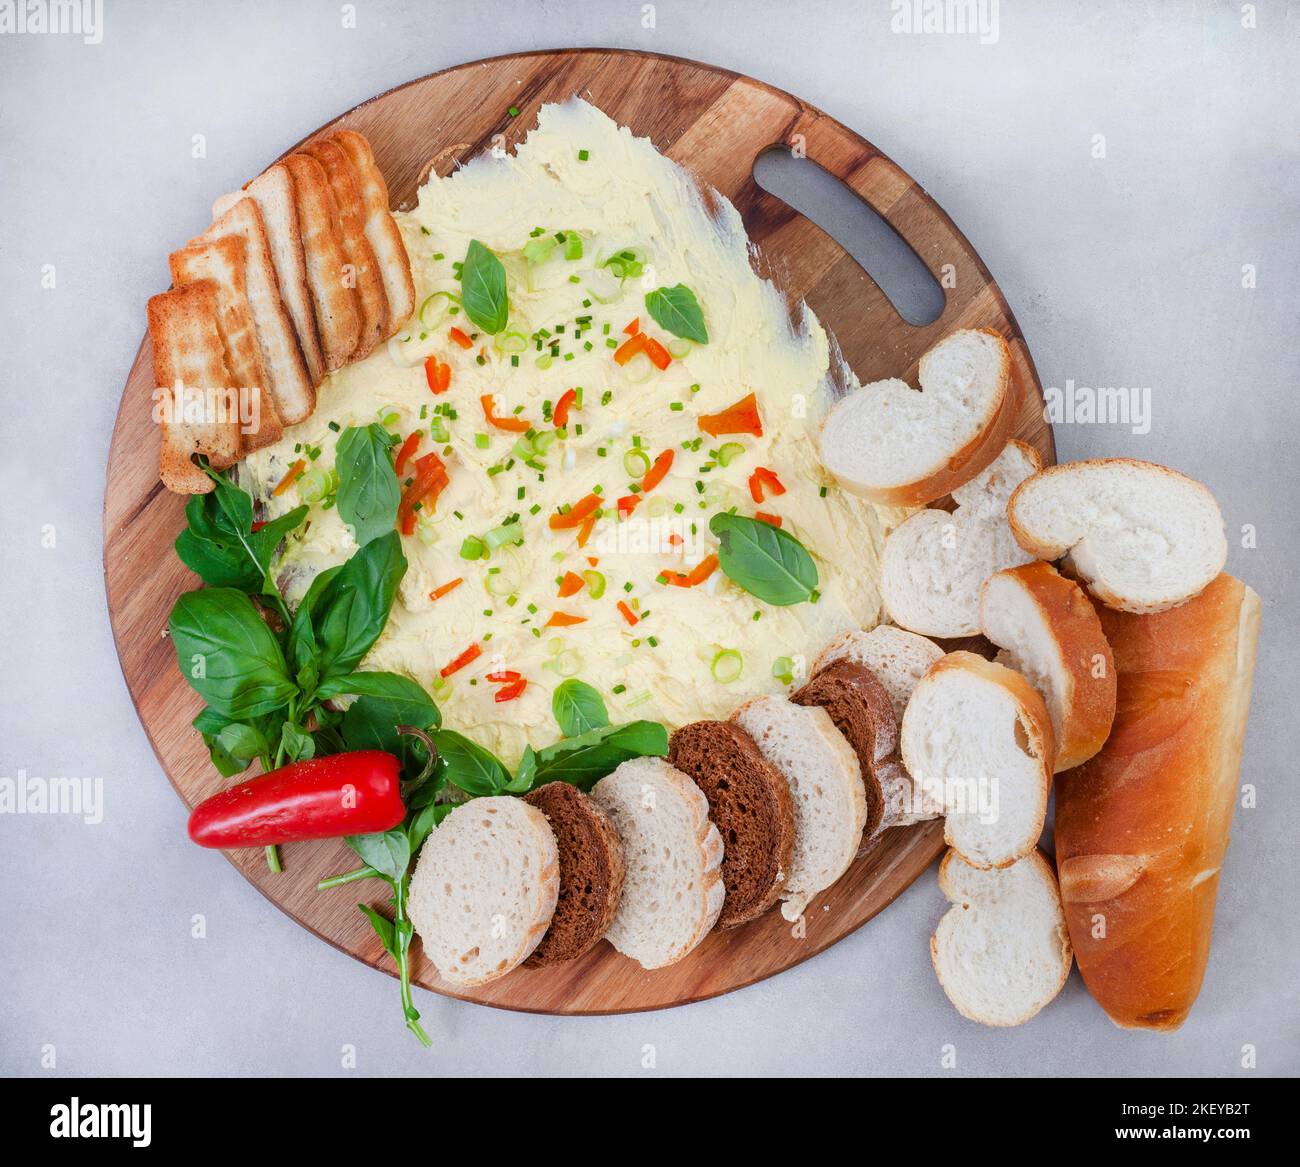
xmin=980 ymin=560 xmax=1117 ymax=771
xmin=1054 ymin=573 xmax=1260 ymax=1031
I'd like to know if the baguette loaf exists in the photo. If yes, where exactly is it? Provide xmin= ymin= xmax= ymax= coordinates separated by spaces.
xmin=1054 ymin=573 xmax=1260 ymax=1031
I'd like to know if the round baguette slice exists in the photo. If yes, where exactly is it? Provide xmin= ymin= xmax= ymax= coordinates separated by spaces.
xmin=1007 ymin=458 xmax=1227 ymax=614
xmin=901 ymin=652 xmax=1054 ymax=868
xmin=820 ymin=328 xmax=1016 ymax=507
xmin=732 ymin=696 xmax=868 ymax=921
xmin=408 ymin=796 xmax=559 ymax=987
xmin=931 ymin=848 xmax=1072 ymax=1027
xmin=668 ymin=721 xmax=795 ymax=929
xmin=523 ymin=782 xmax=625 ymax=966
xmin=881 ymin=440 xmax=1041 ymax=637
xmin=813 ymin=625 xmax=944 ymax=724
xmin=980 ymin=561 xmax=1117 ymax=772
xmin=591 ymin=758 xmax=724 ymax=969
xmin=792 ymin=660 xmax=899 ymax=838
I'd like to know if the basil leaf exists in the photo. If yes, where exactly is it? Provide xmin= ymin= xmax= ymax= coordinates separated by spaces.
xmin=434 ymin=729 xmax=510 ymax=796
xmin=645 ymin=283 xmax=708 ymax=344
xmin=168 ymin=588 xmax=296 ymax=719
xmin=334 ymin=673 xmax=441 ymax=762
xmin=459 ymin=240 xmax=508 ymax=334
xmin=336 ymin=424 xmax=400 ymax=547
xmin=176 ymin=479 xmax=307 ymax=594
xmin=358 ymin=903 xmax=399 ymax=961
xmin=528 ymin=720 xmax=668 ymax=790
xmin=286 ymin=563 xmax=344 ymax=675
xmin=216 ymin=721 xmax=270 ymax=764
xmin=317 ymin=670 xmax=439 ymax=710
xmin=347 ymin=829 xmax=411 ymax=882
xmin=308 ymin=532 xmax=407 ymax=679
xmin=279 ymin=722 xmax=315 ymax=762
xmin=406 ymin=802 xmax=442 ymax=852
xmin=201 ymin=732 xmax=248 ymax=777
xmin=552 ymin=679 xmax=610 ymax=737
xmin=709 ymin=512 xmax=819 ymax=606
xmin=504 ymin=746 xmax=537 ymax=793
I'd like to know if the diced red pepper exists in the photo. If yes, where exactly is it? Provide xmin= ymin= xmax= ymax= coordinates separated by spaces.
xmin=553 ymin=388 xmax=577 ymax=429
xmin=440 ymin=643 xmax=482 ymax=677
xmin=699 ymin=392 xmax=763 ymax=438
xmin=398 ymin=452 xmax=448 ymax=535
xmin=662 ymin=554 xmax=720 ymax=588
xmin=485 ymin=670 xmax=522 ymax=683
xmin=617 ymin=494 xmax=641 ymax=517
xmin=557 ymin=571 xmax=586 ymax=598
xmin=642 ymin=335 xmax=672 ymax=371
xmin=494 ymin=679 xmax=527 ymax=703
xmin=642 ymin=448 xmax=674 ymax=492
xmin=755 ymin=511 xmax=782 ymax=528
xmin=549 ymin=493 xmax=601 ymax=529
xmin=395 ymin=431 xmax=422 ymax=475
xmin=429 ymin=578 xmax=463 ymax=601
xmin=545 ymin=611 xmax=587 ymax=628
xmin=425 ymin=355 xmax=451 ymax=394
xmin=616 ymin=600 xmax=639 ymax=626
xmin=481 ymin=393 xmax=531 ymax=432
xmin=449 ymin=326 xmax=473 ymax=349
xmin=272 ymin=459 xmax=306 ymax=496
xmin=749 ymin=466 xmax=787 ymax=503
xmin=613 ymin=332 xmax=647 ymax=366
xmin=623 ymin=317 xmax=640 ymax=336
xmin=576 ymin=513 xmax=597 ymax=548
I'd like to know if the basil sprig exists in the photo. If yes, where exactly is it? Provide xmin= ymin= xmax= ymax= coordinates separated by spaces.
xmin=335 ymin=424 xmax=400 ymax=547
xmin=645 ymin=283 xmax=708 ymax=344
xmin=709 ymin=512 xmax=819 ymax=606
xmin=551 ymin=679 xmax=610 ymax=736
xmin=459 ymin=240 xmax=509 ymax=334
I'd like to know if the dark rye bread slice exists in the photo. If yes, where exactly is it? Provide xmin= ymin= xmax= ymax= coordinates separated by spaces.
xmin=668 ymin=721 xmax=795 ymax=929
xmin=523 ymin=782 xmax=625 ymax=966
xmin=793 ymin=660 xmax=899 ymax=838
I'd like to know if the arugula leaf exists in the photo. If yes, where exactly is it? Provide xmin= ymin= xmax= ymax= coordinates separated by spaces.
xmin=434 ymin=729 xmax=511 ymax=796
xmin=168 ymin=588 xmax=297 ymax=719
xmin=645 ymin=283 xmax=708 ymax=344
xmin=305 ymin=533 xmax=407 ymax=679
xmin=552 ymin=679 xmax=610 ymax=737
xmin=709 ymin=512 xmax=819 ymax=606
xmin=335 ymin=424 xmax=400 ymax=547
xmin=346 ymin=828 xmax=411 ymax=882
xmin=459 ymin=240 xmax=509 ymax=334
xmin=524 ymin=720 xmax=668 ymax=791
xmin=358 ymin=903 xmax=399 ymax=961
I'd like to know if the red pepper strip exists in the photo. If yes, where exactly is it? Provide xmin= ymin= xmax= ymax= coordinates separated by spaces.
xmin=613 ymin=332 xmax=647 ymax=366
xmin=425 ymin=355 xmax=451 ymax=394
xmin=663 ymin=554 xmax=720 ymax=588
xmin=755 ymin=512 xmax=783 ymax=528
xmin=395 ymin=431 xmax=422 ymax=475
xmin=642 ymin=448 xmax=674 ymax=493
xmin=698 ymin=392 xmax=763 ymax=438
xmin=587 ymin=556 xmax=600 ymax=567
xmin=429 ymin=577 xmax=463 ymax=601
xmin=251 ymin=520 xmax=268 ymax=533
xmin=576 ymin=513 xmax=597 ymax=548
xmin=398 ymin=453 xmax=448 ymax=535
xmin=623 ymin=316 xmax=640 ymax=335
xmin=494 ymin=679 xmax=527 ymax=703
xmin=449 ymin=326 xmax=473 ymax=349
xmin=440 ymin=642 xmax=482 ymax=677
xmin=617 ymin=494 xmax=641 ymax=517
xmin=557 ymin=570 xmax=586 ymax=598
xmin=481 ymin=393 xmax=531 ymax=432
xmin=549 ymin=493 xmax=601 ymax=529
xmin=272 ymin=459 xmax=306 ymax=496
xmin=486 ymin=670 xmax=522 ymax=683
xmin=187 ymin=751 xmax=403 ymax=848
xmin=748 ymin=466 xmax=787 ymax=503
xmin=545 ymin=611 xmax=587 ymax=628
xmin=616 ymin=600 xmax=639 ymax=626
xmin=642 ymin=335 xmax=672 ymax=371
xmin=667 ymin=533 xmax=683 ymax=547
xmin=553 ymin=387 xmax=577 ymax=429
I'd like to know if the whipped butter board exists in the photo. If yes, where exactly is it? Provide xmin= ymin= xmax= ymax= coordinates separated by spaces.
xmin=104 ymin=49 xmax=1053 ymax=1015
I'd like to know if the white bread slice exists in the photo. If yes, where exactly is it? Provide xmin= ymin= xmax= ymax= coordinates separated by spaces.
xmin=931 ymin=848 xmax=1072 ymax=1027
xmin=901 ymin=652 xmax=1054 ymax=868
xmin=732 ymin=696 xmax=868 ymax=920
xmin=591 ymin=758 xmax=723 ymax=969
xmin=881 ymin=440 xmax=1042 ymax=637
xmin=215 ymin=165 xmax=326 ymax=387
xmin=813 ymin=625 xmax=944 ymax=724
xmin=407 ymin=796 xmax=559 ymax=987
xmin=980 ymin=561 xmax=1117 ymax=772
xmin=1007 ymin=458 xmax=1227 ymax=615
xmin=820 ymin=329 xmax=1016 ymax=507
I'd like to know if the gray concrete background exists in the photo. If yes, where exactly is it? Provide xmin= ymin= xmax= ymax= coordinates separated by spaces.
xmin=2 ymin=0 xmax=1297 ymax=1077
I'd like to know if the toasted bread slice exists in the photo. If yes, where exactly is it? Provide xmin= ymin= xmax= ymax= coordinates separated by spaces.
xmin=881 ymin=440 xmax=1041 ymax=637
xmin=981 ymin=561 xmax=1117 ymax=771
xmin=669 ymin=721 xmax=796 ymax=929
xmin=1007 ymin=458 xmax=1227 ymax=614
xmin=302 ymin=137 xmax=388 ymax=359
xmin=407 ymin=796 xmax=559 ymax=987
xmin=522 ymin=782 xmax=625 ymax=966
xmin=214 ymin=164 xmax=325 ymax=387
xmin=591 ymin=758 xmax=724 ymax=969
xmin=148 ymin=282 xmax=240 ymax=493
xmin=901 ymin=652 xmax=1054 ymax=869
xmin=732 ymin=696 xmax=868 ymax=921
xmin=194 ymin=197 xmax=315 ymax=425
xmin=332 ymin=129 xmax=415 ymax=332
xmin=282 ymin=153 xmax=360 ymax=372
xmin=820 ymin=328 xmax=1016 ymax=507
xmin=931 ymin=848 xmax=1072 ymax=1027
xmin=169 ymin=236 xmax=282 ymax=452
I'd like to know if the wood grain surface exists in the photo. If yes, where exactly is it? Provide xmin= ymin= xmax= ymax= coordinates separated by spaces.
xmin=104 ymin=49 xmax=1052 ymax=1015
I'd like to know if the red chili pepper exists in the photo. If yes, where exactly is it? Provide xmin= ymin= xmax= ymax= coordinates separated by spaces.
xmin=557 ymin=570 xmax=586 ymax=597
xmin=395 ymin=431 xmax=422 ymax=475
xmin=449 ymin=326 xmax=474 ymax=349
xmin=494 ymin=679 xmax=527 ymax=703
xmin=481 ymin=393 xmax=531 ymax=432
xmin=749 ymin=466 xmax=787 ymax=503
xmin=187 ymin=751 xmax=404 ymax=849
xmin=424 ymin=355 xmax=451 ymax=394
xmin=553 ymin=388 xmax=577 ymax=429
xmin=698 ymin=392 xmax=763 ymax=438
xmin=642 ymin=448 xmax=674 ymax=492
xmin=440 ymin=642 xmax=482 ymax=677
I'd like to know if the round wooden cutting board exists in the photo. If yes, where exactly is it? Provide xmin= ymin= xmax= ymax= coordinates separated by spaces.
xmin=104 ymin=49 xmax=1052 ymax=1015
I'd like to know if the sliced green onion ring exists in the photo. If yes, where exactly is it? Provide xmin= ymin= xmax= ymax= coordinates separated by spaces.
xmin=493 ymin=330 xmax=529 ymax=353
xmin=711 ymin=649 xmax=744 ymax=683
xmin=623 ymin=448 xmax=652 ymax=478
xmin=583 ymin=569 xmax=606 ymax=599
xmin=666 ymin=337 xmax=693 ymax=359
